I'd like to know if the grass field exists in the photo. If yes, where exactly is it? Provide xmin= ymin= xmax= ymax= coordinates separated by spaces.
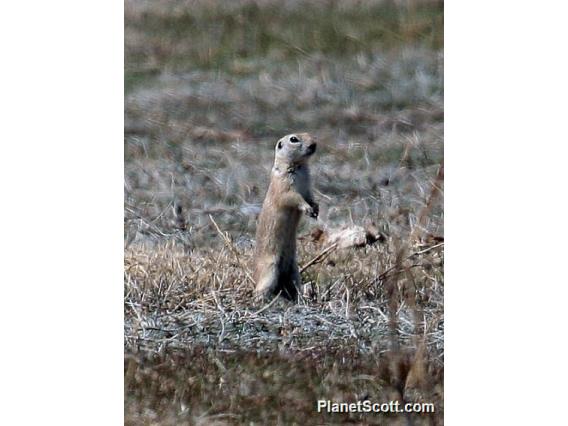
xmin=125 ymin=0 xmax=444 ymax=424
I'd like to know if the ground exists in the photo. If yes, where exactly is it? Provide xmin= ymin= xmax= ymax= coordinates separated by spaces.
xmin=125 ymin=1 xmax=444 ymax=424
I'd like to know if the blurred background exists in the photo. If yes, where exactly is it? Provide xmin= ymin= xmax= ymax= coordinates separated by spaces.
xmin=125 ymin=1 xmax=444 ymax=423
xmin=124 ymin=0 xmax=443 ymax=248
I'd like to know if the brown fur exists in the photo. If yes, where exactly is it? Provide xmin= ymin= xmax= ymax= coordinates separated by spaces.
xmin=254 ymin=133 xmax=319 ymax=300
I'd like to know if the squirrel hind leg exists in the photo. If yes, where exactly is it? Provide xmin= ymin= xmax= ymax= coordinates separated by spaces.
xmin=278 ymin=266 xmax=302 ymax=302
xmin=255 ymin=261 xmax=278 ymax=299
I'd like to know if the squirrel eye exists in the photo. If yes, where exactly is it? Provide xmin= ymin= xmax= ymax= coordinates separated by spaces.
xmin=289 ymin=136 xmax=300 ymax=143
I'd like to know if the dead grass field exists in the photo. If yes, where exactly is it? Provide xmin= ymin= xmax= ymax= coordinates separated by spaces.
xmin=125 ymin=0 xmax=443 ymax=424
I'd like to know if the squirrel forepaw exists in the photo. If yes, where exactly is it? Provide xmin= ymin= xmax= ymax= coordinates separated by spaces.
xmin=307 ymin=202 xmax=319 ymax=219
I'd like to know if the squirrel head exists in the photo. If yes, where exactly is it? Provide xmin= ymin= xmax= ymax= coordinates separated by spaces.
xmin=273 ymin=133 xmax=317 ymax=170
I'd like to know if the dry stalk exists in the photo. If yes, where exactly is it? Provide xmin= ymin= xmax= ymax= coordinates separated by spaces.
xmin=300 ymin=242 xmax=339 ymax=273
xmin=410 ymin=162 xmax=444 ymax=243
xmin=252 ymin=291 xmax=283 ymax=315
xmin=209 ymin=214 xmax=256 ymax=288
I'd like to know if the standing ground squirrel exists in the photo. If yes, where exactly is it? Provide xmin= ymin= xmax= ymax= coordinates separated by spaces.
xmin=254 ymin=133 xmax=319 ymax=301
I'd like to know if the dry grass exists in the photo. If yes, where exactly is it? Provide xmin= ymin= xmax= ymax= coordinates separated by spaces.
xmin=125 ymin=201 xmax=444 ymax=424
xmin=125 ymin=0 xmax=443 ymax=423
xmin=125 ymin=348 xmax=443 ymax=425
xmin=125 ymin=231 xmax=444 ymax=354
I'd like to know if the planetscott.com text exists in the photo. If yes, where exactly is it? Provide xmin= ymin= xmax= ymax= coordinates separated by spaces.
xmin=317 ymin=400 xmax=435 ymax=414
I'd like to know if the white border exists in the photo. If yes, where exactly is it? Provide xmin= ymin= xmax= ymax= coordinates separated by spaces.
xmin=446 ymin=0 xmax=568 ymax=423
xmin=1 ymin=1 xmax=123 ymax=424
xmin=1 ymin=0 xmax=568 ymax=424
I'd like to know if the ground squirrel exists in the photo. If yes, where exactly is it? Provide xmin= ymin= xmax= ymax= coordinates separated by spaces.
xmin=254 ymin=133 xmax=319 ymax=301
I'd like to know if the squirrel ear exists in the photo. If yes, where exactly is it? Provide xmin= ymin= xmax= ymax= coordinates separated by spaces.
xmin=277 ymin=140 xmax=283 ymax=150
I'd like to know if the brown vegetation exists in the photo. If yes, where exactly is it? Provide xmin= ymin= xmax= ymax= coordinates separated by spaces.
xmin=125 ymin=0 xmax=443 ymax=424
